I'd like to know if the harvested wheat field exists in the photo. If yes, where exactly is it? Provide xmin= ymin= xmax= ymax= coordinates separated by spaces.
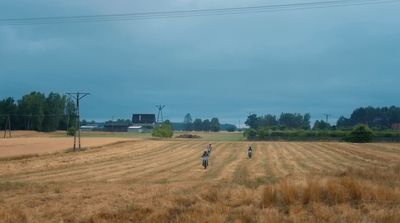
xmin=0 ymin=137 xmax=136 ymax=158
xmin=1 ymin=140 xmax=400 ymax=223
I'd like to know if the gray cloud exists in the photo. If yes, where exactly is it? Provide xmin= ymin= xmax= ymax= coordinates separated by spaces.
xmin=1 ymin=0 xmax=399 ymax=123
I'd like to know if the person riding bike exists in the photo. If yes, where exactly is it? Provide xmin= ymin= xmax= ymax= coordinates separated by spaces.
xmin=207 ymin=144 xmax=212 ymax=156
xmin=248 ymin=146 xmax=253 ymax=159
xmin=201 ymin=151 xmax=209 ymax=169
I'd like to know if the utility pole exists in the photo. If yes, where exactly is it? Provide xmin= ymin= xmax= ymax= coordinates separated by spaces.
xmin=26 ymin=114 xmax=32 ymax=130
xmin=112 ymin=115 xmax=114 ymax=132
xmin=66 ymin=92 xmax=90 ymax=151
xmin=155 ymin=105 xmax=166 ymax=123
xmin=323 ymin=114 xmax=331 ymax=123
xmin=66 ymin=113 xmax=70 ymax=131
xmin=3 ymin=115 xmax=11 ymax=138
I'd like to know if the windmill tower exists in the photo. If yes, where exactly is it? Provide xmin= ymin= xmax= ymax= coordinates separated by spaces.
xmin=155 ymin=105 xmax=166 ymax=123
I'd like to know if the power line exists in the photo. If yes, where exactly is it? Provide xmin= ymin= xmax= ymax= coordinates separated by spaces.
xmin=0 ymin=0 xmax=398 ymax=26
xmin=0 ymin=114 xmax=70 ymax=117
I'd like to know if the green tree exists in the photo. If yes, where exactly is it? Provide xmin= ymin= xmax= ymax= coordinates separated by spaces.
xmin=337 ymin=106 xmax=400 ymax=129
xmin=245 ymin=114 xmax=258 ymax=129
xmin=183 ymin=113 xmax=193 ymax=131
xmin=0 ymin=97 xmax=17 ymax=130
xmin=345 ymin=124 xmax=374 ymax=143
xmin=313 ymin=120 xmax=331 ymax=130
xmin=67 ymin=127 xmax=76 ymax=136
xmin=81 ymin=119 xmax=88 ymax=126
xmin=152 ymin=121 xmax=173 ymax=138
xmin=0 ymin=92 xmax=81 ymax=132
xmin=223 ymin=124 xmax=237 ymax=132
xmin=259 ymin=114 xmax=278 ymax=127
xmin=60 ymin=98 xmax=77 ymax=131
xmin=336 ymin=116 xmax=351 ymax=129
xmin=202 ymin=119 xmax=211 ymax=131
xmin=302 ymin=113 xmax=311 ymax=130
xmin=193 ymin=118 xmax=203 ymax=131
xmin=279 ymin=113 xmax=302 ymax=129
xmin=42 ymin=92 xmax=66 ymax=132
xmin=17 ymin=92 xmax=46 ymax=131
xmin=210 ymin=117 xmax=220 ymax=132
xmin=244 ymin=128 xmax=257 ymax=140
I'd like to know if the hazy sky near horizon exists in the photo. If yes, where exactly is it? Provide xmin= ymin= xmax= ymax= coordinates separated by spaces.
xmin=0 ymin=0 xmax=399 ymax=124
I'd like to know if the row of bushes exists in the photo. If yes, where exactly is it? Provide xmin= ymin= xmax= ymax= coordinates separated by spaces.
xmin=245 ymin=129 xmax=349 ymax=138
xmin=244 ymin=125 xmax=396 ymax=143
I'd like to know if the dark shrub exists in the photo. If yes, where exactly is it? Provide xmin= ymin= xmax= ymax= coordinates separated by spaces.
xmin=345 ymin=125 xmax=374 ymax=143
xmin=152 ymin=122 xmax=173 ymax=138
xmin=244 ymin=128 xmax=257 ymax=140
xmin=257 ymin=128 xmax=270 ymax=140
xmin=67 ymin=127 xmax=76 ymax=136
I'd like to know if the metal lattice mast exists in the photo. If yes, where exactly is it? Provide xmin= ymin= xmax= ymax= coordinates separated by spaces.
xmin=66 ymin=92 xmax=90 ymax=151
xmin=155 ymin=105 xmax=166 ymax=123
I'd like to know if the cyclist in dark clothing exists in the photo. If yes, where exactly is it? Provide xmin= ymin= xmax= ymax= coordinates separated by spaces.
xmin=201 ymin=151 xmax=209 ymax=169
xmin=248 ymin=146 xmax=253 ymax=159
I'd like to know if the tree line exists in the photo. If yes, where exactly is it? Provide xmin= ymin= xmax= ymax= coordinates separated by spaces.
xmin=245 ymin=106 xmax=400 ymax=131
xmin=244 ymin=107 xmax=400 ymax=141
xmin=337 ymin=106 xmax=400 ymax=129
xmin=183 ymin=113 xmax=221 ymax=132
xmin=245 ymin=113 xmax=311 ymax=130
xmin=0 ymin=92 xmax=77 ymax=132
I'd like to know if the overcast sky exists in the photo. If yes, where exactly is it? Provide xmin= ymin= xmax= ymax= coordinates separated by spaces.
xmin=0 ymin=0 xmax=399 ymax=124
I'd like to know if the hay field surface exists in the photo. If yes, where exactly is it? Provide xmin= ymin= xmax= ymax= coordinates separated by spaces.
xmin=0 ymin=137 xmax=136 ymax=158
xmin=0 ymin=138 xmax=400 ymax=222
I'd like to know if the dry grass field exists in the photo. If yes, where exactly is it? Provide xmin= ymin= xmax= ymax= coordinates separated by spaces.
xmin=0 ymin=137 xmax=136 ymax=158
xmin=0 ymin=138 xmax=400 ymax=222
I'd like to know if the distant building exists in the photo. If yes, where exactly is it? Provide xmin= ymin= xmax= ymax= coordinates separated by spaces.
xmin=132 ymin=114 xmax=156 ymax=125
xmin=80 ymin=126 xmax=96 ymax=131
xmin=103 ymin=122 xmax=130 ymax=132
xmin=128 ymin=125 xmax=153 ymax=133
xmin=80 ymin=122 xmax=105 ymax=131
xmin=129 ymin=114 xmax=156 ymax=133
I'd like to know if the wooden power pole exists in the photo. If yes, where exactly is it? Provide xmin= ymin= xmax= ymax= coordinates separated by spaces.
xmin=66 ymin=92 xmax=90 ymax=151
xmin=3 ymin=115 xmax=11 ymax=138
